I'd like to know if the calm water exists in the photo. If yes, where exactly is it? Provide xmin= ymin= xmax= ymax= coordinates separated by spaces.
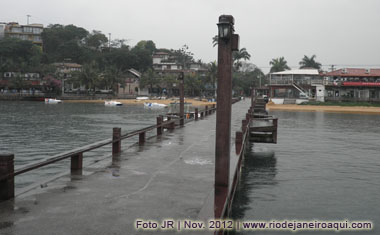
xmin=0 ymin=101 xmax=169 ymax=189
xmin=232 ymin=111 xmax=380 ymax=234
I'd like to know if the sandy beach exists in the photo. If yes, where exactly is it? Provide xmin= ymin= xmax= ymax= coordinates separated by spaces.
xmin=64 ymin=98 xmax=216 ymax=107
xmin=267 ymin=103 xmax=380 ymax=115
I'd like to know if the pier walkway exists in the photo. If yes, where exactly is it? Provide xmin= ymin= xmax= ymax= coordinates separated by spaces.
xmin=0 ymin=100 xmax=251 ymax=235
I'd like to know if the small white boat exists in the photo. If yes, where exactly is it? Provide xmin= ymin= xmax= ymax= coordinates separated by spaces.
xmin=105 ymin=100 xmax=123 ymax=106
xmin=136 ymin=96 xmax=149 ymax=100
xmin=45 ymin=98 xmax=62 ymax=104
xmin=144 ymin=102 xmax=168 ymax=108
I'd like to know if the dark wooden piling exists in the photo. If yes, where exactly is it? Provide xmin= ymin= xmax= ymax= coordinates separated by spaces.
xmin=0 ymin=153 xmax=14 ymax=201
xmin=112 ymin=128 xmax=121 ymax=155
xmin=156 ymin=116 xmax=163 ymax=135
xmin=205 ymin=105 xmax=208 ymax=116
xmin=139 ymin=132 xmax=145 ymax=145
xmin=235 ymin=131 xmax=243 ymax=154
xmin=70 ymin=153 xmax=83 ymax=172
xmin=195 ymin=108 xmax=199 ymax=120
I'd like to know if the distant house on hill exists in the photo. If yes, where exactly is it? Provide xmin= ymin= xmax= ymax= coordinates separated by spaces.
xmin=117 ymin=68 xmax=148 ymax=97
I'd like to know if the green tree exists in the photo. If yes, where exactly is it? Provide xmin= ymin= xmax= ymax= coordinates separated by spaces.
xmin=171 ymin=45 xmax=194 ymax=69
xmin=299 ymin=54 xmax=321 ymax=69
xmin=207 ymin=61 xmax=218 ymax=96
xmin=74 ymin=62 xmax=100 ymax=91
xmin=41 ymin=24 xmax=89 ymax=63
xmin=269 ymin=57 xmax=290 ymax=73
xmin=140 ymin=69 xmax=160 ymax=93
xmin=134 ymin=40 xmax=156 ymax=55
xmin=233 ymin=48 xmax=251 ymax=71
xmin=0 ymin=37 xmax=42 ymax=73
xmin=212 ymin=35 xmax=218 ymax=47
xmin=85 ymin=30 xmax=108 ymax=51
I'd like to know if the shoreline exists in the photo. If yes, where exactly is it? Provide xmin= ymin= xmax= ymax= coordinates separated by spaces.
xmin=64 ymin=98 xmax=216 ymax=107
xmin=267 ymin=103 xmax=380 ymax=115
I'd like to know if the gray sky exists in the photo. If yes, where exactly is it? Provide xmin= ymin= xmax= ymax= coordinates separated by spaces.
xmin=2 ymin=0 xmax=380 ymax=72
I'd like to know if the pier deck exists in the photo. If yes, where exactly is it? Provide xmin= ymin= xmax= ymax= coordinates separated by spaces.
xmin=0 ymin=100 xmax=251 ymax=235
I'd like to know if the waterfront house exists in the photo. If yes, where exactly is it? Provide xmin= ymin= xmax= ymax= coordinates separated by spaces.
xmin=117 ymin=68 xmax=147 ymax=97
xmin=323 ymin=68 xmax=380 ymax=102
xmin=268 ymin=69 xmax=324 ymax=103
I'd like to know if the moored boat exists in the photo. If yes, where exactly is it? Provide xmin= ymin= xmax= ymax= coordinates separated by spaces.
xmin=144 ymin=102 xmax=168 ymax=108
xmin=44 ymin=98 xmax=62 ymax=104
xmin=105 ymin=100 xmax=123 ymax=106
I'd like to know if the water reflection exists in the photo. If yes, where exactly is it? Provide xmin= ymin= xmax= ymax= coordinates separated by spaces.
xmin=232 ymin=143 xmax=277 ymax=220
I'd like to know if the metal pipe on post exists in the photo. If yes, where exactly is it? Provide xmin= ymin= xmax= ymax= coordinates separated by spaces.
xmin=112 ymin=128 xmax=121 ymax=155
xmin=0 ymin=153 xmax=14 ymax=201
xmin=214 ymin=14 xmax=239 ymax=219
xmin=179 ymin=72 xmax=185 ymax=127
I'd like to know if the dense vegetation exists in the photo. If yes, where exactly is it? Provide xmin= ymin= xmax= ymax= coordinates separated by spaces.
xmin=0 ymin=24 xmax=267 ymax=96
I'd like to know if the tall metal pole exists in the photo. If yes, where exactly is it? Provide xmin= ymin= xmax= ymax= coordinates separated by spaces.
xmin=179 ymin=72 xmax=184 ymax=126
xmin=214 ymin=15 xmax=239 ymax=218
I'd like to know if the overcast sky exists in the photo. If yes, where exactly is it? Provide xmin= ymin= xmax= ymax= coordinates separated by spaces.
xmin=2 ymin=0 xmax=380 ymax=72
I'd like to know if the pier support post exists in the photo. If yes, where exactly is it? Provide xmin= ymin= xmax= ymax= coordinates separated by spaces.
xmin=235 ymin=131 xmax=243 ymax=154
xmin=166 ymin=117 xmax=175 ymax=130
xmin=273 ymin=118 xmax=278 ymax=144
xmin=0 ymin=153 xmax=14 ymax=201
xmin=212 ymin=104 xmax=216 ymax=113
xmin=195 ymin=108 xmax=198 ymax=121
xmin=112 ymin=128 xmax=121 ymax=155
xmin=139 ymin=132 xmax=145 ymax=145
xmin=215 ymin=15 xmax=239 ymax=218
xmin=71 ymin=153 xmax=83 ymax=172
xmin=156 ymin=116 xmax=163 ymax=135
xmin=242 ymin=120 xmax=247 ymax=133
xmin=200 ymin=111 xmax=204 ymax=118
xmin=205 ymin=105 xmax=208 ymax=116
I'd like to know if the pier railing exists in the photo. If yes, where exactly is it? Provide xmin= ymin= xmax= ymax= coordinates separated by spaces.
xmin=0 ymin=101 xmax=234 ymax=201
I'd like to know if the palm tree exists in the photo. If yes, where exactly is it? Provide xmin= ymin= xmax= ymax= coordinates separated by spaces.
xmin=207 ymin=61 xmax=218 ymax=96
xmin=233 ymin=48 xmax=251 ymax=71
xmin=212 ymin=35 xmax=218 ymax=47
xmin=299 ymin=55 xmax=321 ymax=69
xmin=269 ymin=57 xmax=290 ymax=73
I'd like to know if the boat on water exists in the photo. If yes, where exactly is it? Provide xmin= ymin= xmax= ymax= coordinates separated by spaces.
xmin=44 ymin=98 xmax=62 ymax=104
xmin=105 ymin=100 xmax=123 ymax=106
xmin=144 ymin=102 xmax=168 ymax=108
xmin=136 ymin=96 xmax=149 ymax=100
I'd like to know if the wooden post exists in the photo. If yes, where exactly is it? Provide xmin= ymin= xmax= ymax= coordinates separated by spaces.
xmin=242 ymin=119 xmax=247 ymax=133
xmin=195 ymin=108 xmax=199 ymax=121
xmin=156 ymin=116 xmax=163 ymax=135
xmin=0 ymin=153 xmax=14 ymax=201
xmin=215 ymin=14 xmax=239 ymax=219
xmin=212 ymin=104 xmax=216 ymax=113
xmin=71 ymin=153 xmax=83 ymax=172
xmin=112 ymin=128 xmax=121 ymax=155
xmin=273 ymin=118 xmax=278 ymax=143
xmin=200 ymin=111 xmax=204 ymax=118
xmin=235 ymin=131 xmax=243 ymax=154
xmin=139 ymin=132 xmax=145 ymax=145
xmin=166 ymin=117 xmax=175 ymax=130
xmin=179 ymin=72 xmax=185 ymax=127
xmin=205 ymin=105 xmax=208 ymax=116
